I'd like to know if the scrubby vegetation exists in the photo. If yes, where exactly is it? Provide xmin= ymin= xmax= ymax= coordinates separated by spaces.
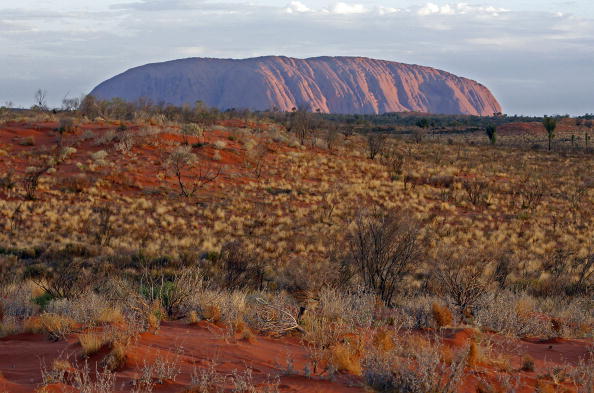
xmin=0 ymin=101 xmax=592 ymax=393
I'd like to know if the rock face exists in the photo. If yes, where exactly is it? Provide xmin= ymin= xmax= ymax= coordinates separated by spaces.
xmin=91 ymin=56 xmax=502 ymax=115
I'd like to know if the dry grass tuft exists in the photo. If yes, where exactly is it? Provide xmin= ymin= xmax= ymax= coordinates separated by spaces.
xmin=535 ymin=381 xmax=556 ymax=393
xmin=25 ymin=314 xmax=76 ymax=341
xmin=97 ymin=308 xmax=124 ymax=325
xmin=239 ymin=327 xmax=257 ymax=344
xmin=373 ymin=328 xmax=395 ymax=352
xmin=330 ymin=337 xmax=364 ymax=375
xmin=78 ymin=333 xmax=106 ymax=356
xmin=440 ymin=345 xmax=454 ymax=365
xmin=188 ymin=310 xmax=200 ymax=324
xmin=203 ymin=305 xmax=222 ymax=323
xmin=521 ymin=354 xmax=536 ymax=372
xmin=432 ymin=303 xmax=453 ymax=328
xmin=467 ymin=341 xmax=483 ymax=368
xmin=102 ymin=341 xmax=128 ymax=371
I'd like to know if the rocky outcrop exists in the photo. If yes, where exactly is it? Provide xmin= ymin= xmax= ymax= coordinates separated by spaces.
xmin=91 ymin=56 xmax=502 ymax=115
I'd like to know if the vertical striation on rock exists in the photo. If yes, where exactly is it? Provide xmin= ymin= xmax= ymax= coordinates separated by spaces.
xmin=90 ymin=56 xmax=502 ymax=115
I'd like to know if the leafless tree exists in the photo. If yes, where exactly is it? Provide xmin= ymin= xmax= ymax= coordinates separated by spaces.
xmin=380 ymin=144 xmax=405 ymax=180
xmin=62 ymin=97 xmax=81 ymax=111
xmin=462 ymin=180 xmax=491 ymax=206
xmin=23 ymin=163 xmax=54 ymax=200
xmin=33 ymin=89 xmax=48 ymax=111
xmin=245 ymin=144 xmax=267 ymax=179
xmin=289 ymin=106 xmax=313 ymax=145
xmin=367 ymin=134 xmax=386 ymax=159
xmin=322 ymin=125 xmax=340 ymax=151
xmin=165 ymin=146 xmax=221 ymax=197
xmin=434 ymin=256 xmax=490 ymax=319
xmin=342 ymin=210 xmax=422 ymax=305
xmin=87 ymin=205 xmax=114 ymax=246
xmin=211 ymin=241 xmax=265 ymax=290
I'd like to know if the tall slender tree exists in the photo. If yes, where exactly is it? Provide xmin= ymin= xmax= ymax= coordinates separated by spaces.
xmin=485 ymin=125 xmax=497 ymax=145
xmin=543 ymin=116 xmax=557 ymax=151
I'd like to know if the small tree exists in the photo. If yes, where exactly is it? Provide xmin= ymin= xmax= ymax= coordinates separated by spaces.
xmin=543 ymin=116 xmax=557 ymax=151
xmin=434 ymin=257 xmax=489 ymax=319
xmin=62 ymin=97 xmax=81 ymax=112
xmin=22 ymin=148 xmax=67 ymax=200
xmin=380 ymin=144 xmax=405 ymax=180
xmin=367 ymin=134 xmax=386 ymax=159
xmin=416 ymin=118 xmax=430 ymax=130
xmin=180 ymin=123 xmax=203 ymax=145
xmin=56 ymin=117 xmax=75 ymax=147
xmin=585 ymin=120 xmax=592 ymax=148
xmin=79 ymin=95 xmax=100 ymax=118
xmin=33 ymin=89 xmax=48 ymax=111
xmin=485 ymin=125 xmax=497 ymax=145
xmin=165 ymin=145 xmax=220 ymax=197
xmin=342 ymin=210 xmax=422 ymax=305
xmin=414 ymin=118 xmax=430 ymax=143
xmin=289 ymin=106 xmax=313 ymax=145
xmin=323 ymin=127 xmax=340 ymax=151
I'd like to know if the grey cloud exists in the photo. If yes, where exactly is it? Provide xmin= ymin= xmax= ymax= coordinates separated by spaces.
xmin=1 ymin=2 xmax=593 ymax=115
xmin=110 ymin=0 xmax=251 ymax=12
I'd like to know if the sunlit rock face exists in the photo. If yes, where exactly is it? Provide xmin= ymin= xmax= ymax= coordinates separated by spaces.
xmin=91 ymin=56 xmax=502 ymax=115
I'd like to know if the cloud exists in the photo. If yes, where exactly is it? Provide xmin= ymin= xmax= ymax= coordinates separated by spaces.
xmin=176 ymin=46 xmax=207 ymax=56
xmin=417 ymin=3 xmax=508 ymax=16
xmin=111 ymin=0 xmax=199 ymax=11
xmin=328 ymin=3 xmax=367 ymax=15
xmin=284 ymin=2 xmax=393 ymax=16
xmin=285 ymin=1 xmax=310 ymax=14
xmin=1 ymin=1 xmax=593 ymax=115
xmin=377 ymin=6 xmax=400 ymax=15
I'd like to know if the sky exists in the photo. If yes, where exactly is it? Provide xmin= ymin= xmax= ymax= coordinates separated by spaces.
xmin=1 ymin=0 xmax=593 ymax=115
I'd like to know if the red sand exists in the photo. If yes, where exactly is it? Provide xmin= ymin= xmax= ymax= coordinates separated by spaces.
xmin=0 ymin=321 xmax=365 ymax=393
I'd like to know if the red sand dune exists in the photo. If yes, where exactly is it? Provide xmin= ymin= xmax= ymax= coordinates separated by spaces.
xmin=0 ymin=321 xmax=365 ymax=393
xmin=1 ymin=323 xmax=591 ymax=393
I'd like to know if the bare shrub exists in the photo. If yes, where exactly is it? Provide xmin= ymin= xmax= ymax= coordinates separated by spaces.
xmin=0 ymin=170 xmax=16 ymax=191
xmin=139 ymin=266 xmax=203 ymax=318
xmin=56 ymin=117 xmax=75 ymax=146
xmin=25 ymin=258 xmax=92 ymax=300
xmin=165 ymin=145 xmax=221 ymax=197
xmin=190 ymin=361 xmax=226 ymax=393
xmin=85 ymin=205 xmax=114 ymax=246
xmin=245 ymin=143 xmax=267 ymax=179
xmin=288 ymin=106 xmax=313 ymax=145
xmin=152 ymin=353 xmax=182 ymax=383
xmin=44 ymin=291 xmax=117 ymax=327
xmin=22 ymin=163 xmax=55 ymax=200
xmin=363 ymin=344 xmax=467 ymax=393
xmin=323 ymin=127 xmax=340 ymax=150
xmin=474 ymin=291 xmax=552 ymax=337
xmin=342 ymin=210 xmax=422 ymax=305
xmin=367 ymin=134 xmax=386 ymax=159
xmin=514 ymin=177 xmax=545 ymax=211
xmin=380 ymin=144 xmax=404 ymax=180
xmin=314 ymin=287 xmax=376 ymax=329
xmin=0 ymin=282 xmax=37 ymax=319
xmin=570 ymin=355 xmax=594 ymax=393
xmin=246 ymin=294 xmax=302 ymax=335
xmin=462 ymin=179 xmax=490 ymax=206
xmin=209 ymin=241 xmax=265 ymax=290
xmin=433 ymin=256 xmax=490 ymax=320
xmin=71 ymin=362 xmax=116 ymax=393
